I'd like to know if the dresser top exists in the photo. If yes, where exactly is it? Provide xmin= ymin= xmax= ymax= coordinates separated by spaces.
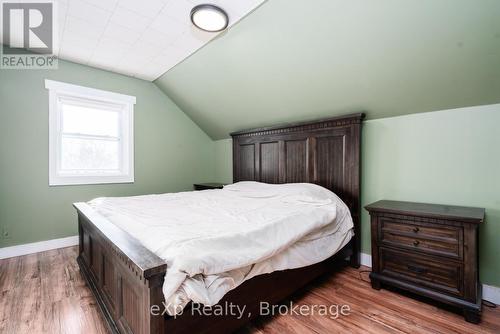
xmin=365 ymin=200 xmax=485 ymax=223
xmin=193 ymin=183 xmax=226 ymax=188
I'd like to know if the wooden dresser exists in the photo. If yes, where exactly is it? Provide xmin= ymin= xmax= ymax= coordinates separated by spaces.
xmin=365 ymin=200 xmax=485 ymax=323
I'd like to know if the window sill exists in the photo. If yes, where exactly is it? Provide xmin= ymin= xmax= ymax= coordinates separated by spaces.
xmin=49 ymin=175 xmax=134 ymax=186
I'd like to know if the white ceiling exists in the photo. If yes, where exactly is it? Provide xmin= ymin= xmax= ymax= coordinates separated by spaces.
xmin=53 ymin=0 xmax=265 ymax=81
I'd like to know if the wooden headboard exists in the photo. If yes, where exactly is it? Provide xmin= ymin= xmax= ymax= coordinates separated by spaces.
xmin=230 ymin=113 xmax=365 ymax=267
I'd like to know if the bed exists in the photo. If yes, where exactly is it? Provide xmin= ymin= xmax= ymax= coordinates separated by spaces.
xmin=74 ymin=113 xmax=364 ymax=334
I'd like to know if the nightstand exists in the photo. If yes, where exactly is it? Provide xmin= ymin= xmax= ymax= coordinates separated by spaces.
xmin=193 ymin=183 xmax=226 ymax=191
xmin=365 ymin=200 xmax=484 ymax=323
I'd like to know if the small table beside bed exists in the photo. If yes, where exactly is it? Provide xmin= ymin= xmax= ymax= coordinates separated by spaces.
xmin=74 ymin=113 xmax=365 ymax=334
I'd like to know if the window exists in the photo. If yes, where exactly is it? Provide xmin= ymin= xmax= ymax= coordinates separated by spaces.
xmin=46 ymin=80 xmax=135 ymax=186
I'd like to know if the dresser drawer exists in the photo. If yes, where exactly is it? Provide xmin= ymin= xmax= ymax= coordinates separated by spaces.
xmin=379 ymin=217 xmax=463 ymax=259
xmin=380 ymin=247 xmax=463 ymax=297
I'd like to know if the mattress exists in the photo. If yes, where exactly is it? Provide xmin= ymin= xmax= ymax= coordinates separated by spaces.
xmin=88 ymin=181 xmax=354 ymax=315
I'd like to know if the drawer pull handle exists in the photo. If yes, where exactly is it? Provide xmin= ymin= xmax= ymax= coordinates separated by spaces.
xmin=407 ymin=265 xmax=428 ymax=275
xmin=413 ymin=240 xmax=420 ymax=246
xmin=413 ymin=227 xmax=419 ymax=233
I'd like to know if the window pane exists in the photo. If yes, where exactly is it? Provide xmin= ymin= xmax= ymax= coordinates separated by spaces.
xmin=62 ymin=102 xmax=120 ymax=137
xmin=61 ymin=136 xmax=120 ymax=171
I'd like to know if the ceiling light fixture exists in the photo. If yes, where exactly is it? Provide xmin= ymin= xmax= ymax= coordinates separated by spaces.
xmin=190 ymin=4 xmax=229 ymax=32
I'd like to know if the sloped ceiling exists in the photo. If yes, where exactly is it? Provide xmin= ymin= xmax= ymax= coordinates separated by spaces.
xmin=52 ymin=0 xmax=266 ymax=81
xmin=155 ymin=0 xmax=500 ymax=140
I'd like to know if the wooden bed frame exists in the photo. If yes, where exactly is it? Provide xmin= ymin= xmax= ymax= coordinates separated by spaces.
xmin=75 ymin=113 xmax=365 ymax=334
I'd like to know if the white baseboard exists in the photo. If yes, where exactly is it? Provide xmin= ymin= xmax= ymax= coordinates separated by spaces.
xmin=483 ymin=284 xmax=500 ymax=306
xmin=360 ymin=252 xmax=372 ymax=267
xmin=0 ymin=235 xmax=78 ymax=260
xmin=359 ymin=252 xmax=499 ymax=305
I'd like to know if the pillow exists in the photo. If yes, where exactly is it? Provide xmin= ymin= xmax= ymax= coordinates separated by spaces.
xmin=224 ymin=181 xmax=338 ymax=205
xmin=223 ymin=181 xmax=275 ymax=192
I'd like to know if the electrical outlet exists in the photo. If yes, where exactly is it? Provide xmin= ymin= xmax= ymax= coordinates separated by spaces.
xmin=1 ymin=227 xmax=10 ymax=239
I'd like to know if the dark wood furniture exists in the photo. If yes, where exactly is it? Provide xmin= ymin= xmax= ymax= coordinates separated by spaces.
xmin=366 ymin=200 xmax=484 ymax=323
xmin=193 ymin=182 xmax=226 ymax=190
xmin=74 ymin=113 xmax=364 ymax=334
xmin=232 ymin=113 xmax=364 ymax=267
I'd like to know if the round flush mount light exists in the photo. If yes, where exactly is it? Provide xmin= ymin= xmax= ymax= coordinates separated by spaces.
xmin=190 ymin=4 xmax=229 ymax=32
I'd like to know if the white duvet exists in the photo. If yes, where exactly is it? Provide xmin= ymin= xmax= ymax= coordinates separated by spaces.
xmin=88 ymin=182 xmax=354 ymax=315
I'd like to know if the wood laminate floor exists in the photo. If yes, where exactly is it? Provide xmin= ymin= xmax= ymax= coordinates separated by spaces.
xmin=0 ymin=246 xmax=499 ymax=334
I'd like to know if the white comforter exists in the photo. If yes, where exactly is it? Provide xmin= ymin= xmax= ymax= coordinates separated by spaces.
xmin=88 ymin=182 xmax=354 ymax=315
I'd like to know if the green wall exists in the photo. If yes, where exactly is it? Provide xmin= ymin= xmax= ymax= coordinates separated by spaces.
xmin=0 ymin=60 xmax=215 ymax=248
xmin=214 ymin=139 xmax=233 ymax=184
xmin=212 ymin=105 xmax=500 ymax=286
xmin=156 ymin=0 xmax=500 ymax=139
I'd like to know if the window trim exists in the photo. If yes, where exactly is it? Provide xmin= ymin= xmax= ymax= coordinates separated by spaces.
xmin=46 ymin=79 xmax=136 ymax=186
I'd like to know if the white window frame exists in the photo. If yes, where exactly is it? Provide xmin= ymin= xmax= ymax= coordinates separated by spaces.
xmin=45 ymin=79 xmax=136 ymax=186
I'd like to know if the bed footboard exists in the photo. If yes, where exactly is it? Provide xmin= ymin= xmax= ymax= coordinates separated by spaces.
xmin=75 ymin=202 xmax=167 ymax=334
